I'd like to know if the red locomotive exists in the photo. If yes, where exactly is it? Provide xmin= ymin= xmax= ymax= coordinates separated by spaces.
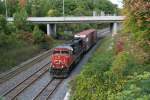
xmin=50 ymin=29 xmax=97 ymax=78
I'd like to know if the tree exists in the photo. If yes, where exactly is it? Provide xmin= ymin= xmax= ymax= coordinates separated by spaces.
xmin=47 ymin=9 xmax=58 ymax=17
xmin=19 ymin=0 xmax=27 ymax=8
xmin=7 ymin=0 xmax=19 ymax=17
xmin=123 ymin=0 xmax=150 ymax=56
xmin=0 ymin=1 xmax=5 ymax=15
xmin=0 ymin=15 xmax=7 ymax=33
xmin=33 ymin=25 xmax=44 ymax=43
xmin=13 ymin=8 xmax=28 ymax=32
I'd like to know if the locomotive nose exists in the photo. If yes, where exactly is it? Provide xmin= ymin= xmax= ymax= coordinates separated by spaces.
xmin=51 ymin=55 xmax=69 ymax=68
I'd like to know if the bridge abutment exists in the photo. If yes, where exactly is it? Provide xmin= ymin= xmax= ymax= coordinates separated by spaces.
xmin=110 ymin=22 xmax=118 ymax=36
xmin=47 ymin=24 xmax=57 ymax=37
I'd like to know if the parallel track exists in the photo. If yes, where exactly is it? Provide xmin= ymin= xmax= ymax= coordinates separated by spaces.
xmin=0 ymin=50 xmax=52 ymax=84
xmin=33 ymin=79 xmax=63 ymax=100
xmin=3 ymin=63 xmax=50 ymax=100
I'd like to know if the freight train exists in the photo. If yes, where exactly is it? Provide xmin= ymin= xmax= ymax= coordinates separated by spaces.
xmin=49 ymin=29 xmax=97 ymax=78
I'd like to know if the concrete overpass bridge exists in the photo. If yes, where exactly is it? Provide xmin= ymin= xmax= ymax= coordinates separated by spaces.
xmin=7 ymin=16 xmax=125 ymax=36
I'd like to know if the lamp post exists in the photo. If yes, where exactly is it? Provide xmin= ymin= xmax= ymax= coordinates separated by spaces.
xmin=4 ymin=0 xmax=8 ymax=18
xmin=63 ymin=0 xmax=64 ymax=16
xmin=93 ymin=0 xmax=96 ymax=16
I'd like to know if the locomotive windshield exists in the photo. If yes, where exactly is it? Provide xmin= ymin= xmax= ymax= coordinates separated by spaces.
xmin=53 ymin=51 xmax=60 ymax=54
xmin=53 ymin=50 xmax=71 ymax=55
xmin=61 ymin=51 xmax=69 ymax=54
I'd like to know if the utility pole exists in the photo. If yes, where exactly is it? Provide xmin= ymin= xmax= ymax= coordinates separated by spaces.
xmin=5 ymin=0 xmax=8 ymax=18
xmin=63 ymin=0 xmax=65 ymax=16
xmin=93 ymin=0 xmax=96 ymax=16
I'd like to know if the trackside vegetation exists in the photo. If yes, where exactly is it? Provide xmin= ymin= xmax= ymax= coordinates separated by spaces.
xmin=0 ymin=14 xmax=63 ymax=73
xmin=70 ymin=35 xmax=150 ymax=99
xmin=70 ymin=0 xmax=150 ymax=99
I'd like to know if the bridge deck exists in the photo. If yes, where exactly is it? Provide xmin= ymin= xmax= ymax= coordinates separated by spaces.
xmin=7 ymin=16 xmax=125 ymax=24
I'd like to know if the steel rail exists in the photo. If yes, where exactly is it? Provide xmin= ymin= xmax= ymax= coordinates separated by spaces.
xmin=3 ymin=63 xmax=50 ymax=100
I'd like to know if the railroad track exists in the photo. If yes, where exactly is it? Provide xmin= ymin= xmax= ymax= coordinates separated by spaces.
xmin=0 ymin=49 xmax=52 ymax=84
xmin=2 ymin=62 xmax=63 ymax=100
xmin=2 ymin=63 xmax=50 ymax=100
xmin=33 ymin=79 xmax=63 ymax=100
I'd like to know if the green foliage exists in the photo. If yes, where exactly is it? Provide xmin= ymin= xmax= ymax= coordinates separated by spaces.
xmin=95 ymin=0 xmax=117 ymax=14
xmin=33 ymin=25 xmax=44 ymax=43
xmin=0 ymin=1 xmax=5 ymax=15
xmin=111 ymin=51 xmax=130 ymax=77
xmin=0 ymin=15 xmax=17 ymax=35
xmin=123 ymin=0 xmax=150 ymax=56
xmin=0 ymin=33 xmax=22 ymax=49
xmin=47 ymin=9 xmax=58 ymax=17
xmin=0 ymin=44 xmax=40 ymax=72
xmin=0 ymin=1 xmax=67 ymax=73
xmin=7 ymin=0 xmax=19 ymax=17
xmin=30 ymin=0 xmax=41 ymax=16
xmin=0 ymin=15 xmax=7 ymax=33
xmin=0 ymin=0 xmax=118 ymax=17
xmin=0 ymin=15 xmax=21 ymax=49
xmin=109 ymin=72 xmax=150 ymax=100
xmin=70 ymin=35 xmax=150 ymax=99
xmin=6 ymin=22 xmax=17 ymax=34
xmin=13 ymin=8 xmax=29 ymax=32
xmin=59 ymin=31 xmax=73 ymax=40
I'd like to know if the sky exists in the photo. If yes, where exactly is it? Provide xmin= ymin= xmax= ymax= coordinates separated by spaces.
xmin=109 ymin=0 xmax=123 ymax=8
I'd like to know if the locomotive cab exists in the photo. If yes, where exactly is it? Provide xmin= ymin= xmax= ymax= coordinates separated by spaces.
xmin=50 ymin=38 xmax=84 ymax=78
xmin=50 ymin=46 xmax=73 ymax=77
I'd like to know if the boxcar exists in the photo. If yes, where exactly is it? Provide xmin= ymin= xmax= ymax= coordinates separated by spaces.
xmin=74 ymin=29 xmax=97 ymax=51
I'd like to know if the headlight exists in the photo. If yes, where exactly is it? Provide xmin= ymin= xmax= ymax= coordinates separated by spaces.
xmin=61 ymin=65 xmax=64 ymax=68
xmin=50 ymin=64 xmax=54 ymax=68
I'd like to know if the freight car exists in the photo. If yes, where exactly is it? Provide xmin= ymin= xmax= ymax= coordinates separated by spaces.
xmin=50 ymin=29 xmax=97 ymax=78
xmin=74 ymin=29 xmax=97 ymax=51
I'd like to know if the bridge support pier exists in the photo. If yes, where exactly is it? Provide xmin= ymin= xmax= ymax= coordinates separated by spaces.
xmin=47 ymin=24 xmax=56 ymax=37
xmin=110 ymin=22 xmax=118 ymax=36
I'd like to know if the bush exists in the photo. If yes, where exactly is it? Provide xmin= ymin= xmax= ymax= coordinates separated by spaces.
xmin=110 ymin=72 xmax=150 ymax=100
xmin=70 ymin=35 xmax=150 ymax=100
xmin=13 ymin=8 xmax=30 ymax=32
xmin=0 ymin=44 xmax=40 ymax=72
xmin=6 ymin=22 xmax=17 ymax=34
xmin=39 ymin=35 xmax=54 ymax=50
xmin=0 ymin=15 xmax=7 ymax=33
xmin=0 ymin=33 xmax=23 ymax=49
xmin=33 ymin=25 xmax=44 ymax=43
xmin=111 ymin=51 xmax=129 ymax=77
xmin=59 ymin=31 xmax=73 ymax=40
xmin=123 ymin=0 xmax=150 ymax=58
